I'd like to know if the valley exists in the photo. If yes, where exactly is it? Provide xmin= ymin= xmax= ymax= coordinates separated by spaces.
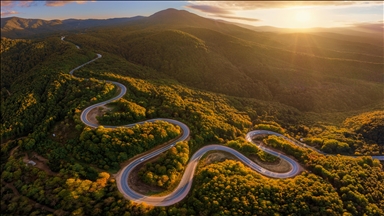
xmin=1 ymin=7 xmax=383 ymax=216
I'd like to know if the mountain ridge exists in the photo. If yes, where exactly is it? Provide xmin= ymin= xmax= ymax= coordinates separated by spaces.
xmin=2 ymin=8 xmax=382 ymax=44
xmin=1 ymin=16 xmax=145 ymax=38
xmin=2 ymin=8 xmax=382 ymax=113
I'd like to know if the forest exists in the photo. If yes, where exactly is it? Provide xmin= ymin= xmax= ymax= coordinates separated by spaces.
xmin=139 ymin=141 xmax=189 ymax=189
xmin=64 ymin=21 xmax=383 ymax=113
xmin=1 ymin=9 xmax=383 ymax=215
xmin=96 ymin=98 xmax=147 ymax=125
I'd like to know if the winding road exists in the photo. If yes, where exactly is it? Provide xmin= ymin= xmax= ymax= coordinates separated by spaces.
xmin=63 ymin=36 xmax=384 ymax=206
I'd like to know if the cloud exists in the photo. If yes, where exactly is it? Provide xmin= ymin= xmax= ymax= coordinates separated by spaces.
xmin=1 ymin=1 xmax=17 ymax=17
xmin=187 ymin=1 xmax=383 ymax=11
xmin=218 ymin=1 xmax=360 ymax=9
xmin=1 ymin=1 xmax=37 ymax=17
xmin=45 ymin=1 xmax=91 ymax=7
xmin=215 ymin=15 xmax=260 ymax=22
xmin=45 ymin=1 xmax=70 ymax=7
xmin=1 ymin=10 xmax=19 ymax=16
xmin=185 ymin=4 xmax=232 ymax=14
xmin=1 ymin=0 xmax=94 ymax=17
xmin=1 ymin=1 xmax=36 ymax=8
xmin=18 ymin=1 xmax=37 ymax=7
xmin=1 ymin=1 xmax=14 ymax=7
xmin=75 ymin=1 xmax=88 ymax=4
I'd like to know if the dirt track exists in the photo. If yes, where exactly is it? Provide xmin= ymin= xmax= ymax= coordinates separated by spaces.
xmin=23 ymin=152 xmax=57 ymax=176
xmin=87 ymin=105 xmax=111 ymax=125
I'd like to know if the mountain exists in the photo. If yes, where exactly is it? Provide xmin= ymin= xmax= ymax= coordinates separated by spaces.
xmin=206 ymin=17 xmax=382 ymax=48
xmin=144 ymin=8 xmax=242 ymax=29
xmin=1 ymin=16 xmax=144 ymax=38
xmin=59 ymin=8 xmax=383 ymax=113
xmin=2 ymin=8 xmax=383 ymax=112
xmin=1 ymin=17 xmax=63 ymax=37
xmin=138 ymin=8 xmax=272 ymax=44
xmin=242 ymin=25 xmax=383 ymax=47
xmin=145 ymin=8 xmax=206 ymax=25
xmin=1 ymin=17 xmax=63 ymax=30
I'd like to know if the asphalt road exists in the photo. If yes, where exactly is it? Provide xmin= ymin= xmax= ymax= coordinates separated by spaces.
xmin=64 ymin=36 xmax=384 ymax=206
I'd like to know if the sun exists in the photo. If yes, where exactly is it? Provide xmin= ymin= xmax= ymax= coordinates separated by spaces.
xmin=295 ymin=11 xmax=311 ymax=23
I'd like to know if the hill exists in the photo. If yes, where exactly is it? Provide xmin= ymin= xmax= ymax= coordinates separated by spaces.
xmin=344 ymin=111 xmax=384 ymax=146
xmin=0 ymin=16 xmax=144 ymax=38
xmin=243 ymin=25 xmax=383 ymax=47
xmin=63 ymin=9 xmax=383 ymax=112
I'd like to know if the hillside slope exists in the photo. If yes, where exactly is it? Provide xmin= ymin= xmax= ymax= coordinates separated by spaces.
xmin=0 ymin=16 xmax=144 ymax=38
xmin=64 ymin=9 xmax=383 ymax=112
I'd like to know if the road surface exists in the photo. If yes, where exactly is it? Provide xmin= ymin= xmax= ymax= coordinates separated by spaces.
xmin=63 ymin=36 xmax=384 ymax=206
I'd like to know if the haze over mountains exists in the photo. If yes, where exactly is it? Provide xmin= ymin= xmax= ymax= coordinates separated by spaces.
xmin=1 ymin=16 xmax=144 ymax=38
xmin=2 ymin=8 xmax=383 ymax=45
xmin=233 ymin=22 xmax=383 ymax=43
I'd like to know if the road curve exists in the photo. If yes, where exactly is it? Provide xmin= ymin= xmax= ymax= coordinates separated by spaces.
xmin=64 ymin=36 xmax=383 ymax=206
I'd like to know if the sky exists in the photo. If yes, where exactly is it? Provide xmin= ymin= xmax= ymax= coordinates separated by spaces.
xmin=1 ymin=1 xmax=383 ymax=29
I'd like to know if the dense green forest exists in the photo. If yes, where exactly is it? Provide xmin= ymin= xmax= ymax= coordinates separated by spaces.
xmin=96 ymin=98 xmax=147 ymax=125
xmin=1 ymin=9 xmax=383 ymax=215
xmin=75 ymin=122 xmax=181 ymax=171
xmin=226 ymin=138 xmax=278 ymax=162
xmin=139 ymin=141 xmax=189 ymax=189
xmin=187 ymin=153 xmax=383 ymax=216
xmin=1 ymin=36 xmax=103 ymax=140
xmin=300 ymin=111 xmax=384 ymax=155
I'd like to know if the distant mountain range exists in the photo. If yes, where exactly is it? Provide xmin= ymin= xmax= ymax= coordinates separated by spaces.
xmin=1 ymin=8 xmax=382 ymax=46
xmin=1 ymin=9 xmax=264 ymax=40
xmin=1 ymin=8 xmax=383 ymax=113
xmin=214 ymin=19 xmax=383 ymax=46
xmin=1 ymin=16 xmax=144 ymax=38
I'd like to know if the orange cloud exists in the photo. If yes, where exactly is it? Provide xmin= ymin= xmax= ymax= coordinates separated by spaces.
xmin=1 ymin=10 xmax=19 ymax=16
xmin=215 ymin=15 xmax=260 ymax=22
xmin=187 ymin=1 xmax=382 ymax=11
xmin=18 ymin=1 xmax=36 ymax=7
xmin=45 ymin=1 xmax=70 ymax=7
xmin=1 ymin=1 xmax=36 ymax=17
xmin=1 ymin=1 xmax=35 ymax=8
xmin=185 ymin=4 xmax=232 ymax=14
xmin=0 ymin=1 xmax=14 ymax=7
xmin=45 ymin=1 xmax=92 ymax=7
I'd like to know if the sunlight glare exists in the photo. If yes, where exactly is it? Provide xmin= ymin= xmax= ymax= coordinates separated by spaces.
xmin=295 ymin=11 xmax=311 ymax=23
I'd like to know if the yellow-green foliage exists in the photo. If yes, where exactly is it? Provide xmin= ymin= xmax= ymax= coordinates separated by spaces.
xmin=75 ymin=69 xmax=256 ymax=147
xmin=261 ymin=134 xmax=383 ymax=215
xmin=76 ymin=121 xmax=181 ymax=170
xmin=139 ymin=141 xmax=189 ymax=189
xmin=344 ymin=110 xmax=384 ymax=145
xmin=344 ymin=111 xmax=384 ymax=131
xmin=0 ymin=37 xmax=27 ymax=54
xmin=302 ymin=112 xmax=383 ymax=155
xmin=226 ymin=138 xmax=278 ymax=162
xmin=264 ymin=135 xmax=312 ymax=162
xmin=320 ymin=139 xmax=351 ymax=154
xmin=1 ymin=157 xmax=155 ymax=215
xmin=97 ymin=98 xmax=146 ymax=125
xmin=1 ymin=36 xmax=99 ymax=140
xmin=254 ymin=123 xmax=285 ymax=134
xmin=189 ymin=160 xmax=344 ymax=215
